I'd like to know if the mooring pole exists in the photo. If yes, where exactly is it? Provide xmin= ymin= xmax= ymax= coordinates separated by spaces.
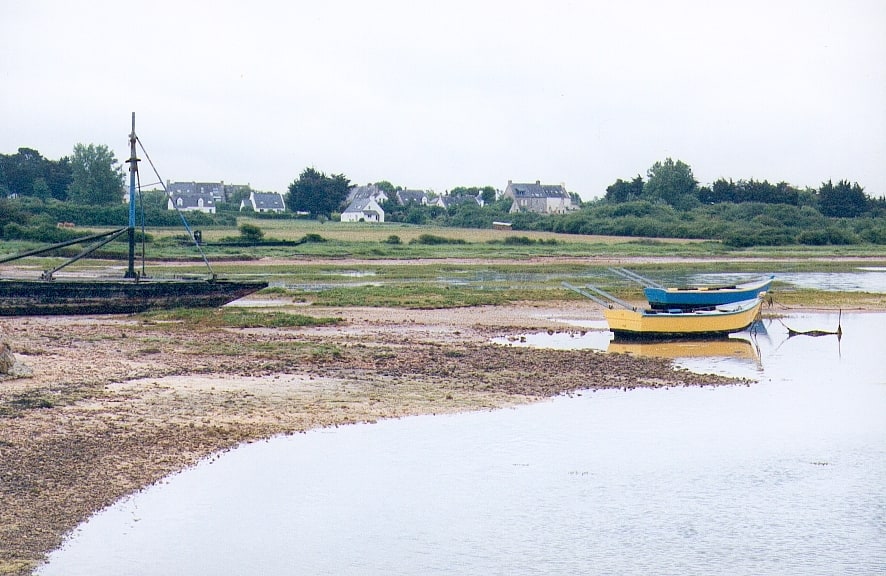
xmin=125 ymin=112 xmax=138 ymax=279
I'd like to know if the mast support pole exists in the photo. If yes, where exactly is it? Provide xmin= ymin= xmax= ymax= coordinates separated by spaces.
xmin=125 ymin=112 xmax=139 ymax=278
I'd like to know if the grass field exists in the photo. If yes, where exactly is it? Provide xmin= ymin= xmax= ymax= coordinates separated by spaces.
xmin=2 ymin=219 xmax=884 ymax=310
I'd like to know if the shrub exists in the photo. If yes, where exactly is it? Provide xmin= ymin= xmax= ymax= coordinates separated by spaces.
xmin=797 ymin=227 xmax=859 ymax=245
xmin=410 ymin=234 xmax=466 ymax=245
xmin=503 ymin=236 xmax=533 ymax=245
xmin=238 ymin=223 xmax=265 ymax=242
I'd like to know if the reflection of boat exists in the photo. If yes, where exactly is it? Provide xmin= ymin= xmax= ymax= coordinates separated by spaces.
xmin=608 ymin=335 xmax=758 ymax=361
xmin=0 ymin=114 xmax=267 ymax=316
xmin=603 ymin=298 xmax=764 ymax=339
xmin=611 ymin=268 xmax=773 ymax=310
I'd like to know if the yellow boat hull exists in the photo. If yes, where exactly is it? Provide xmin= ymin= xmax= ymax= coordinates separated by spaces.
xmin=604 ymin=298 xmax=763 ymax=339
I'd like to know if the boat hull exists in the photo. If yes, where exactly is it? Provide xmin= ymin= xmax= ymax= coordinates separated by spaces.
xmin=0 ymin=278 xmax=267 ymax=316
xmin=604 ymin=298 xmax=763 ymax=340
xmin=644 ymin=276 xmax=773 ymax=310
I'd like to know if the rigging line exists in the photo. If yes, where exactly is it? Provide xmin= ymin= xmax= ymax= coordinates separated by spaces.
xmin=135 ymin=169 xmax=147 ymax=277
xmin=135 ymin=136 xmax=215 ymax=278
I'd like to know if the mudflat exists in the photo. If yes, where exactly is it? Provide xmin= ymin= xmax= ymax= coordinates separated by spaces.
xmin=0 ymin=300 xmax=761 ymax=575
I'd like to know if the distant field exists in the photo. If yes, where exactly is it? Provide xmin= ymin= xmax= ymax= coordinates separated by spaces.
xmin=4 ymin=218 xmax=886 ymax=273
xmin=204 ymin=219 xmax=701 ymax=245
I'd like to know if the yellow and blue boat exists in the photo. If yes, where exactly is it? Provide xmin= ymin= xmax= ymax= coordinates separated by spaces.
xmin=563 ymin=282 xmax=764 ymax=340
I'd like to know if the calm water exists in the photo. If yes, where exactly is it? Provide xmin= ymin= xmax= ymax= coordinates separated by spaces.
xmin=40 ymin=313 xmax=886 ymax=575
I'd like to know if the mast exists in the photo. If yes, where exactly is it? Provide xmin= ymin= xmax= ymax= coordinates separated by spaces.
xmin=125 ymin=112 xmax=138 ymax=279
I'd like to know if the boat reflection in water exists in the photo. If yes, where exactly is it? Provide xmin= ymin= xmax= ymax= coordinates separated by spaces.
xmin=607 ymin=333 xmax=761 ymax=369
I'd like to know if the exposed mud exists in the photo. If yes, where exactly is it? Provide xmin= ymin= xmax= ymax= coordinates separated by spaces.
xmin=1 ymin=301 xmax=750 ymax=574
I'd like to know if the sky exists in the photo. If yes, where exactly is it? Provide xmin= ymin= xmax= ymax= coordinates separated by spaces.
xmin=2 ymin=0 xmax=885 ymax=200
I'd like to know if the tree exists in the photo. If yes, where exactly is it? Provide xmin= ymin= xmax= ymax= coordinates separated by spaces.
xmin=67 ymin=143 xmax=124 ymax=205
xmin=287 ymin=167 xmax=351 ymax=217
xmin=605 ymin=175 xmax=644 ymax=203
xmin=374 ymin=181 xmax=397 ymax=194
xmin=451 ymin=186 xmax=496 ymax=204
xmin=224 ymin=186 xmax=253 ymax=209
xmin=818 ymin=180 xmax=868 ymax=218
xmin=643 ymin=158 xmax=698 ymax=209
xmin=0 ymin=148 xmax=72 ymax=201
xmin=698 ymin=178 xmax=735 ymax=204
xmin=238 ymin=222 xmax=265 ymax=242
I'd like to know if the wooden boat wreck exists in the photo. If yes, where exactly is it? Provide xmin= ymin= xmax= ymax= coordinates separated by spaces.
xmin=564 ymin=282 xmax=764 ymax=340
xmin=0 ymin=114 xmax=267 ymax=316
xmin=610 ymin=268 xmax=774 ymax=310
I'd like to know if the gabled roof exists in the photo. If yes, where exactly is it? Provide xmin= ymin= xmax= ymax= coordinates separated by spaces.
xmin=251 ymin=192 xmax=285 ymax=210
xmin=437 ymin=194 xmax=482 ymax=208
xmin=167 ymin=181 xmax=225 ymax=197
xmin=347 ymin=185 xmax=388 ymax=203
xmin=170 ymin=190 xmax=216 ymax=208
xmin=396 ymin=190 xmax=427 ymax=205
xmin=508 ymin=181 xmax=568 ymax=198
xmin=343 ymin=197 xmax=382 ymax=213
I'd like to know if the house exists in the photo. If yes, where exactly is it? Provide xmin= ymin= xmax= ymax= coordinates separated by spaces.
xmin=240 ymin=191 xmax=286 ymax=213
xmin=341 ymin=197 xmax=385 ymax=223
xmin=429 ymin=194 xmax=483 ymax=210
xmin=503 ymin=180 xmax=577 ymax=214
xmin=395 ymin=189 xmax=429 ymax=206
xmin=345 ymin=184 xmax=389 ymax=205
xmin=167 ymin=190 xmax=216 ymax=213
xmin=167 ymin=181 xmax=227 ymax=203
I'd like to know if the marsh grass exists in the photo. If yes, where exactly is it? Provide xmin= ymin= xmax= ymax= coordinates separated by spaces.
xmin=6 ymin=219 xmax=885 ymax=269
xmin=3 ymin=221 xmax=883 ymax=311
xmin=141 ymin=307 xmax=341 ymax=328
xmin=765 ymin=288 xmax=886 ymax=309
xmin=295 ymin=283 xmax=540 ymax=308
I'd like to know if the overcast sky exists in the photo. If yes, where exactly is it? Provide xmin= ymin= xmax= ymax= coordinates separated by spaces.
xmin=2 ymin=0 xmax=884 ymax=200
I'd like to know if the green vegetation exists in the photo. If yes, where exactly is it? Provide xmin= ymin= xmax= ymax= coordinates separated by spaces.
xmin=140 ymin=307 xmax=342 ymax=328
xmin=1 ymin=147 xmax=883 ymax=249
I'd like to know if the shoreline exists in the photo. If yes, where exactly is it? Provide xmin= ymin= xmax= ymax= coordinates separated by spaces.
xmin=0 ymin=301 xmax=855 ymax=574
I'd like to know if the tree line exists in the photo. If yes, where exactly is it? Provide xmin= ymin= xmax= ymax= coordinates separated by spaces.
xmin=1 ymin=146 xmax=884 ymax=246
xmin=603 ymin=158 xmax=879 ymax=218
xmin=0 ymin=145 xmax=124 ymax=205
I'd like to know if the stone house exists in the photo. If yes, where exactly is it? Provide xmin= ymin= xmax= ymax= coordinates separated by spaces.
xmin=503 ymin=180 xmax=577 ymax=214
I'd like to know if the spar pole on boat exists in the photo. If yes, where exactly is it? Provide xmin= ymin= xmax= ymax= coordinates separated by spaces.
xmin=125 ymin=112 xmax=138 ymax=279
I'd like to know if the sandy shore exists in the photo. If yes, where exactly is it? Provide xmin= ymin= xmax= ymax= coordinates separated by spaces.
xmin=2 ymin=300 xmax=759 ymax=574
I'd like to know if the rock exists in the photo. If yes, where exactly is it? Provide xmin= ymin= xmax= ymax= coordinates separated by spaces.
xmin=0 ymin=340 xmax=15 ymax=373
xmin=0 ymin=340 xmax=32 ymax=378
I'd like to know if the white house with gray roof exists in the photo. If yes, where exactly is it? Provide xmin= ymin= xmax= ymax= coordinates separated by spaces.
xmin=503 ymin=180 xmax=577 ymax=214
xmin=341 ymin=197 xmax=385 ymax=223
xmin=167 ymin=190 xmax=216 ymax=213
xmin=240 ymin=191 xmax=286 ymax=213
xmin=167 ymin=181 xmax=226 ymax=203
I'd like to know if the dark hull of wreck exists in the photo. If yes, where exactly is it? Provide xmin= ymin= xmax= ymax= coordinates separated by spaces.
xmin=0 ymin=278 xmax=267 ymax=316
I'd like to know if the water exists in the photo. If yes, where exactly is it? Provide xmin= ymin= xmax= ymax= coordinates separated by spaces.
xmin=39 ymin=313 xmax=886 ymax=575
xmin=691 ymin=270 xmax=886 ymax=293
